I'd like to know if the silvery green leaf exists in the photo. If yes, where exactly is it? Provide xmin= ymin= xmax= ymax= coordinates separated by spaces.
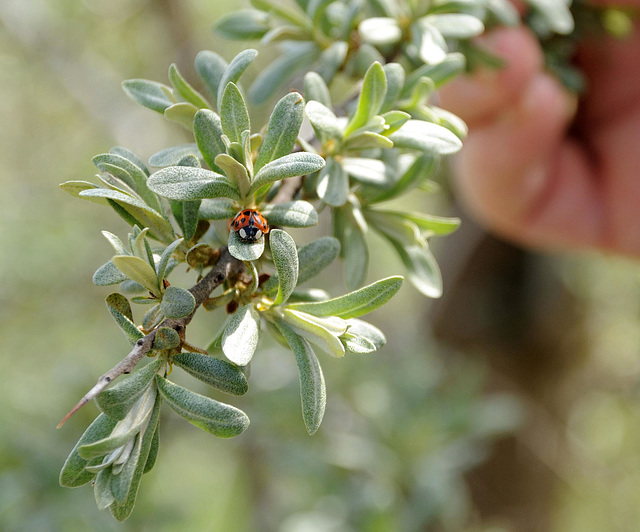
xmin=156 ymin=238 xmax=183 ymax=283
xmin=155 ymin=376 xmax=250 ymax=437
xmin=279 ymin=309 xmax=346 ymax=358
xmin=422 ymin=14 xmax=484 ymax=39
xmin=122 ymin=79 xmax=174 ymax=113
xmin=249 ymin=45 xmax=319 ymax=105
xmin=371 ymin=153 xmax=438 ymax=203
xmin=95 ymin=359 xmax=162 ymax=420
xmin=173 ymin=352 xmax=249 ymax=395
xmin=431 ymin=106 xmax=468 ymax=138
xmin=110 ymin=433 xmax=143 ymax=504
xmin=110 ymin=147 xmax=149 ymax=176
xmin=381 ymin=63 xmax=405 ymax=112
xmin=315 ymin=40 xmax=348 ymax=82
xmin=217 ymin=49 xmax=258 ymax=109
xmin=346 ymin=43 xmax=384 ymax=77
xmin=342 ymin=131 xmax=393 ymax=150
xmin=317 ymin=157 xmax=349 ymax=207
xmin=255 ymin=92 xmax=305 ymax=173
xmin=142 ymin=303 xmax=163 ymax=332
xmin=109 ymin=394 xmax=161 ymax=521
xmin=387 ymin=210 xmax=460 ymax=236
xmin=260 ymin=24 xmax=309 ymax=43
xmin=250 ymin=152 xmax=325 ymax=195
xmin=59 ymin=181 xmax=108 ymax=204
xmin=344 ymin=224 xmax=369 ymax=290
xmin=303 ymin=72 xmax=331 ymax=108
xmin=168 ymin=63 xmax=211 ymax=109
xmin=194 ymin=110 xmax=226 ymax=173
xmin=195 ymin=51 xmax=228 ymax=106
xmin=222 ymin=304 xmax=261 ymax=366
xmin=214 ymin=10 xmax=270 ymax=40
xmin=288 ymin=276 xmax=403 ymax=319
xmin=342 ymin=157 xmax=387 ymax=186
xmin=344 ymin=62 xmax=387 ymax=138
xmin=147 ymin=166 xmax=240 ymax=201
xmin=358 ymin=17 xmax=402 ymax=46
xmin=346 ymin=318 xmax=386 ymax=349
xmin=220 ymin=82 xmax=250 ymax=144
xmin=164 ymin=102 xmax=198 ymax=130
xmin=93 ymin=469 xmax=115 ymax=510
xmin=389 ymin=120 xmax=462 ymax=154
xmin=93 ymin=261 xmax=129 ymax=286
xmin=102 ymin=231 xmax=127 ymax=254
xmin=250 ymin=0 xmax=309 ymax=28
xmin=381 ymin=110 xmax=410 ymax=135
xmin=131 ymin=227 xmax=153 ymax=264
xmin=307 ymin=0 xmax=334 ymax=22
xmin=143 ymin=427 xmax=159 ymax=474
xmin=270 ymin=229 xmax=299 ymax=306
xmin=275 ymin=322 xmax=326 ymax=435
xmin=260 ymin=200 xmax=318 ymax=228
xmin=528 ymin=0 xmax=574 ymax=34
xmin=365 ymin=208 xmax=420 ymax=243
xmin=153 ymin=327 xmax=181 ymax=350
xmin=228 ymin=229 xmax=265 ymax=261
xmin=412 ymin=20 xmax=447 ymax=65
xmin=388 ymin=238 xmax=442 ymax=298
xmin=215 ymin=154 xmax=251 ymax=198
xmin=160 ymin=286 xmax=196 ymax=319
xmin=403 ymin=53 xmax=465 ymax=93
xmin=305 ymin=100 xmax=342 ymax=142
xmin=199 ymin=198 xmax=238 ymax=220
xmin=112 ymin=255 xmax=159 ymax=294
xmin=93 ymin=153 xmax=158 ymax=211
xmin=288 ymin=288 xmax=331 ymax=303
xmin=148 ymin=144 xmax=200 ymax=168
xmin=59 ymin=414 xmax=118 ymax=488
xmin=341 ymin=333 xmax=376 ymax=354
xmin=105 ymin=293 xmax=144 ymax=346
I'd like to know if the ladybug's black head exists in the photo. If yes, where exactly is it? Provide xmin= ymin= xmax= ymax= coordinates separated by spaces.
xmin=237 ymin=225 xmax=263 ymax=242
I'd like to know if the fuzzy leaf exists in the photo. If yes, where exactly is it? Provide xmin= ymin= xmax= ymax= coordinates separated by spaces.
xmin=147 ymin=166 xmax=240 ymax=201
xmin=214 ymin=9 xmax=270 ymax=40
xmin=193 ymin=110 xmax=226 ymax=173
xmin=156 ymin=238 xmax=183 ymax=284
xmin=305 ymin=100 xmax=341 ymax=142
xmin=93 ymin=261 xmax=129 ymax=286
xmin=156 ymin=376 xmax=250 ymax=437
xmin=276 ymin=322 xmax=326 ymax=435
xmin=403 ymin=53 xmax=465 ymax=93
xmin=220 ymin=82 xmax=250 ymax=144
xmin=288 ymin=276 xmax=403 ymax=319
xmin=346 ymin=318 xmax=386 ymax=349
xmin=112 ymin=255 xmax=159 ymax=294
xmin=344 ymin=224 xmax=369 ymax=290
xmin=260 ymin=201 xmax=318 ymax=228
xmin=59 ymin=414 xmax=118 ymax=488
xmin=228 ymin=229 xmax=265 ymax=261
xmin=370 ymin=153 xmax=438 ymax=203
xmin=255 ymin=92 xmax=305 ymax=172
xmin=105 ymin=293 xmax=144 ymax=346
xmin=143 ymin=427 xmax=159 ymax=474
xmin=344 ymin=62 xmax=387 ymax=137
xmin=279 ymin=309 xmax=346 ymax=358
xmin=317 ymin=157 xmax=349 ymax=207
xmin=59 ymin=181 xmax=107 ymax=204
xmin=303 ymin=72 xmax=331 ymax=108
xmin=95 ymin=359 xmax=162 ymax=420
xmin=93 ymin=153 xmax=158 ymax=211
xmin=195 ymin=51 xmax=228 ymax=106
xmin=122 ymin=79 xmax=174 ymax=113
xmin=148 ymin=144 xmax=200 ymax=168
xmin=215 ymin=153 xmax=251 ymax=198
xmin=173 ymin=352 xmax=249 ymax=395
xmin=298 ymin=237 xmax=340 ymax=285
xmin=343 ymin=131 xmax=393 ymax=150
xmin=422 ymin=13 xmax=484 ymax=39
xmin=160 ymin=286 xmax=196 ymax=319
xmin=217 ymin=50 xmax=258 ymax=110
xmin=153 ymin=327 xmax=181 ymax=350
xmin=249 ymin=152 xmax=325 ymax=195
xmin=389 ymin=240 xmax=442 ymax=298
xmin=222 ymin=304 xmax=261 ymax=366
xmin=388 ymin=120 xmax=462 ymax=154
xmin=342 ymin=157 xmax=387 ymax=185
xmin=168 ymin=63 xmax=211 ymax=109
xmin=381 ymin=63 xmax=405 ymax=112
xmin=164 ymin=102 xmax=198 ymax=130
xmin=270 ymin=229 xmax=299 ymax=306
xmin=199 ymin=198 xmax=238 ymax=220
xmin=358 ymin=17 xmax=402 ymax=46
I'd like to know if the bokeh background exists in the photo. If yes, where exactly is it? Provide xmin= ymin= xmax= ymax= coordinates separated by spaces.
xmin=2 ymin=1 xmax=640 ymax=530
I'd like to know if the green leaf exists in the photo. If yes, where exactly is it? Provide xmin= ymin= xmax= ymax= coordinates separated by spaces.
xmin=110 ymin=435 xmax=142 ymax=504
xmin=59 ymin=181 xmax=107 ymax=204
xmin=143 ymin=427 xmax=159 ymax=474
xmin=388 ymin=120 xmax=462 ymax=154
xmin=217 ymin=50 xmax=259 ymax=111
xmin=288 ymin=276 xmax=403 ymax=318
xmin=342 ymin=131 xmax=393 ymax=150
xmin=388 ymin=239 xmax=442 ymax=298
xmin=153 ymin=327 xmax=181 ymax=350
xmin=303 ymin=72 xmax=331 ymax=108
xmin=221 ymin=304 xmax=261 ymax=366
xmin=249 ymin=152 xmax=325 ymax=195
xmin=173 ymin=352 xmax=249 ymax=395
xmin=343 ymin=223 xmax=369 ymax=290
xmin=148 ymin=144 xmax=200 ymax=168
xmin=94 ymin=469 xmax=115 ymax=510
xmin=346 ymin=318 xmax=386 ymax=349
xmin=344 ymin=62 xmax=387 ymax=137
xmin=228 ymin=229 xmax=265 ymax=261
xmin=95 ymin=359 xmax=162 ymax=420
xmin=382 ymin=210 xmax=460 ymax=236
xmin=305 ymin=100 xmax=342 ymax=142
xmin=59 ymin=414 xmax=118 ymax=488
xmin=279 ymin=309 xmax=347 ymax=358
xmin=255 ymin=92 xmax=305 ymax=173
xmin=342 ymin=157 xmax=387 ymax=186
xmin=298 ymin=237 xmax=340 ymax=285
xmin=288 ymin=288 xmax=331 ymax=303
xmin=412 ymin=19 xmax=447 ymax=65
xmin=528 ymin=0 xmax=574 ymax=34
xmin=220 ymin=82 xmax=250 ymax=144
xmin=370 ymin=153 xmax=438 ymax=203
xmin=276 ymin=322 xmax=325 ymax=435
xmin=164 ymin=102 xmax=199 ymax=130
xmin=358 ymin=17 xmax=402 ymax=46
xmin=214 ymin=9 xmax=270 ymax=40
xmin=199 ymin=198 xmax=238 ymax=220
xmin=112 ymin=255 xmax=159 ymax=294
xmin=168 ymin=63 xmax=210 ymax=109
xmin=260 ymin=200 xmax=318 ymax=228
xmin=341 ymin=333 xmax=376 ymax=354
xmin=270 ymin=229 xmax=299 ymax=306
xmin=110 ymin=146 xmax=149 ymax=176
xmin=160 ymin=286 xmax=196 ymax=319
xmin=155 ymin=376 xmax=250 ymax=437
xmin=380 ymin=110 xmax=410 ymax=136
xmin=147 ymin=166 xmax=240 ymax=201
xmin=421 ymin=13 xmax=484 ymax=39
xmin=193 ymin=110 xmax=226 ymax=173
xmin=403 ymin=53 xmax=465 ymax=93
xmin=122 ymin=79 xmax=174 ymax=113
xmin=194 ymin=51 xmax=228 ymax=107
xmin=315 ymin=40 xmax=348 ymax=82
xmin=215 ymin=153 xmax=251 ymax=198
xmin=381 ymin=63 xmax=405 ymax=112
xmin=317 ymin=157 xmax=348 ymax=207
xmin=156 ymin=238 xmax=183 ymax=284
xmin=93 ymin=261 xmax=129 ymax=286
xmin=105 ymin=293 xmax=144 ymax=346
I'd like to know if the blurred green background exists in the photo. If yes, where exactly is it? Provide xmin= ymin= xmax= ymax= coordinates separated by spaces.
xmin=2 ymin=1 xmax=640 ymax=531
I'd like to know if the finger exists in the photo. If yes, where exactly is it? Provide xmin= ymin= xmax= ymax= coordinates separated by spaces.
xmin=438 ymin=27 xmax=543 ymax=128
xmin=452 ymin=73 xmax=605 ymax=251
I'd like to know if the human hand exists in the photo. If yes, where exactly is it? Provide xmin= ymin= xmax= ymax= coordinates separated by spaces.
xmin=439 ymin=1 xmax=640 ymax=255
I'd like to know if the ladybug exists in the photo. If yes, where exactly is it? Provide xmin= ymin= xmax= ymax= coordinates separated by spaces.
xmin=231 ymin=209 xmax=269 ymax=242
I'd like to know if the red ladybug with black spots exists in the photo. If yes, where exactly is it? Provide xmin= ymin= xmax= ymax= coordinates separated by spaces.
xmin=231 ymin=209 xmax=269 ymax=242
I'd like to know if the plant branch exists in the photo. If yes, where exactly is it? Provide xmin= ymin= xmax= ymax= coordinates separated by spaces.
xmin=57 ymin=247 xmax=244 ymax=428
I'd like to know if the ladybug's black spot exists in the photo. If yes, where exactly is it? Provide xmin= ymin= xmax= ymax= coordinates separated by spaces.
xmin=243 ymin=210 xmax=251 ymax=215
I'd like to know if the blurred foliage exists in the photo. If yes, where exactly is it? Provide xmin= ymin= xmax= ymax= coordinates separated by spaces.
xmin=2 ymin=1 xmax=640 ymax=531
